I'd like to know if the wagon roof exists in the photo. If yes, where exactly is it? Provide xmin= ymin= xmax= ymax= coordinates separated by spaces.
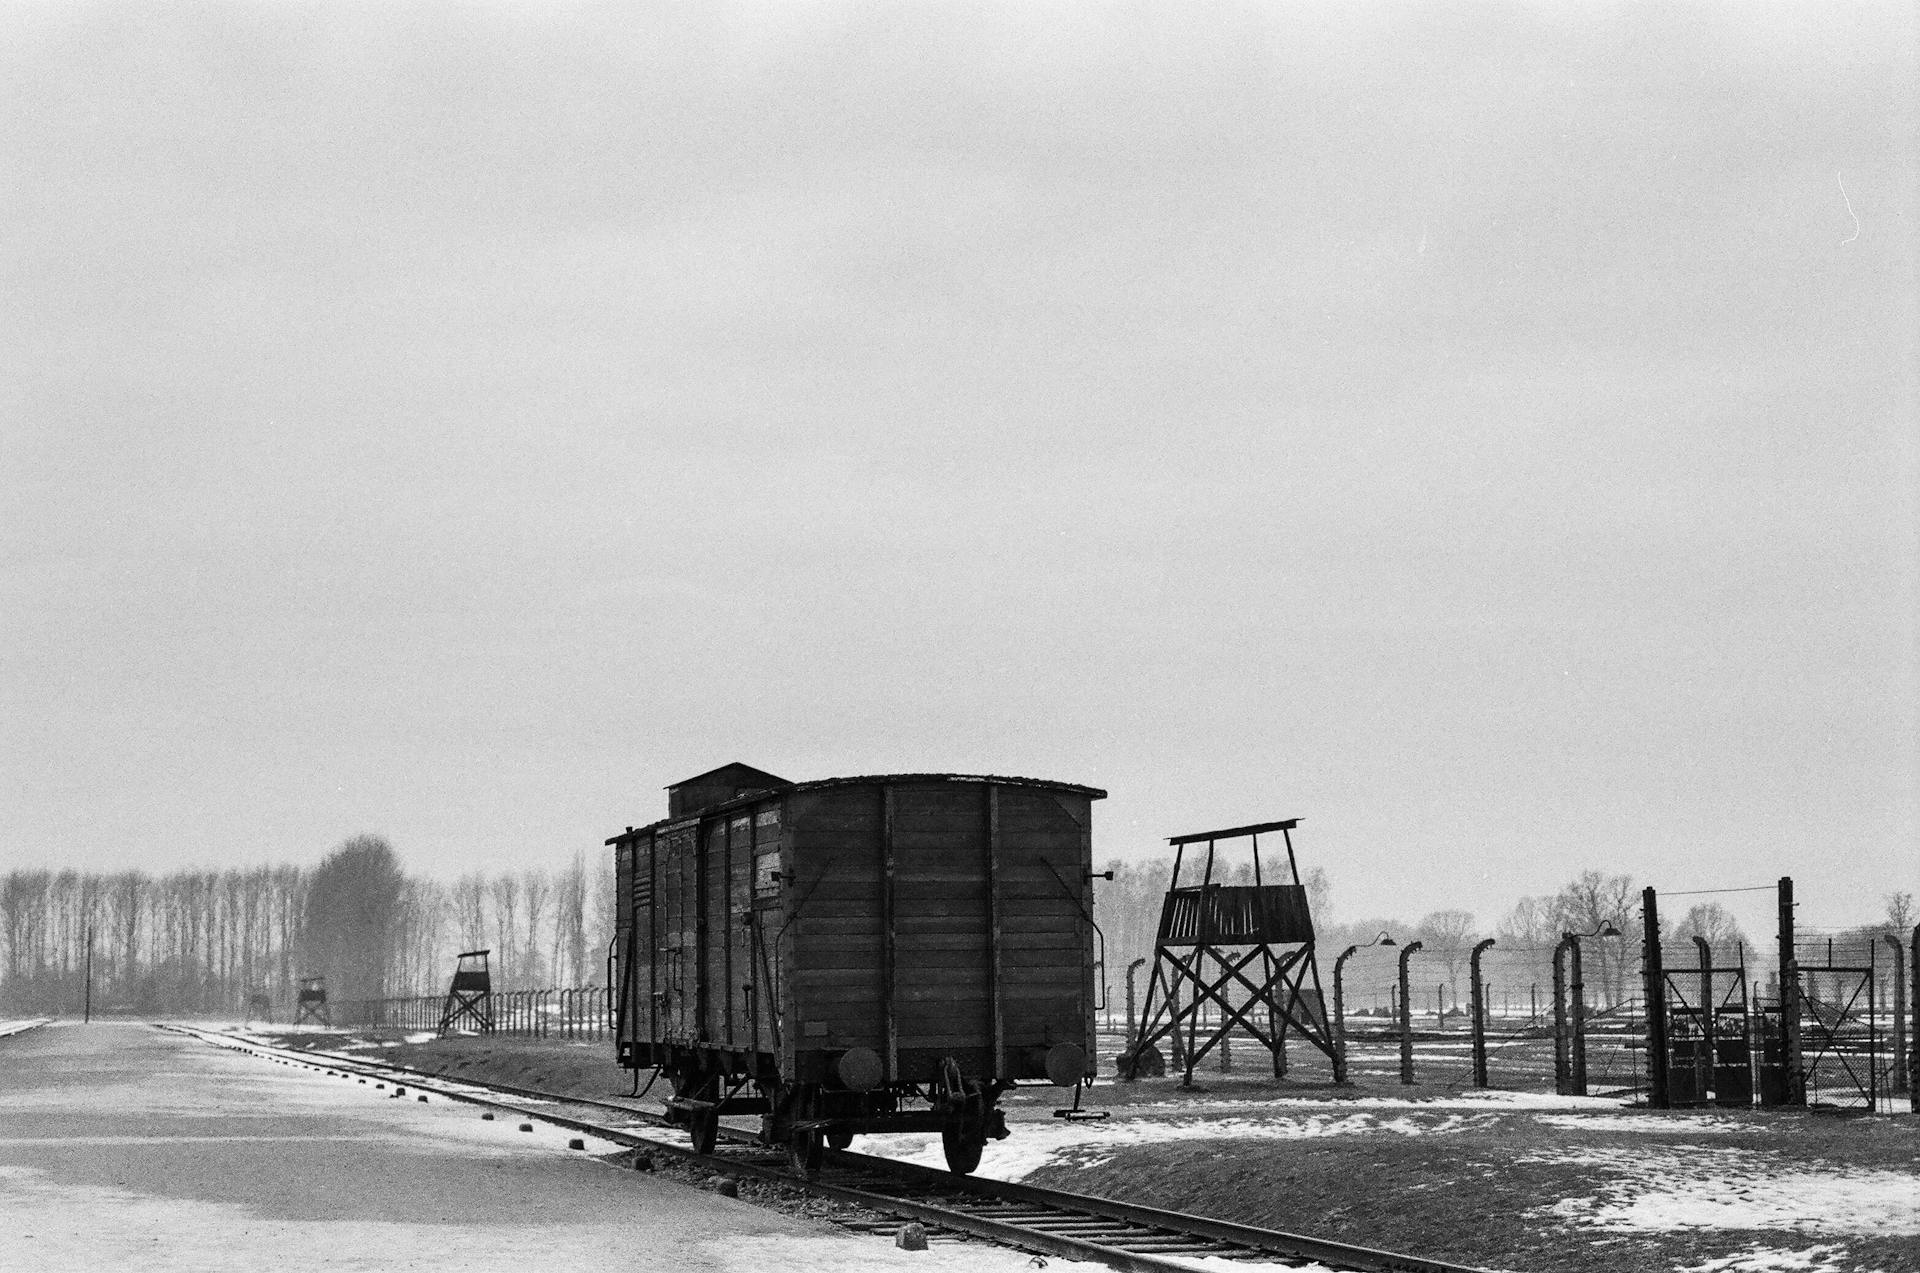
xmin=665 ymin=761 xmax=792 ymax=791
xmin=607 ymin=771 xmax=1106 ymax=843
xmin=790 ymin=772 xmax=1106 ymax=800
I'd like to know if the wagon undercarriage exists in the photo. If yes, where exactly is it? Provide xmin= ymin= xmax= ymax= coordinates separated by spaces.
xmin=659 ymin=1051 xmax=1011 ymax=1175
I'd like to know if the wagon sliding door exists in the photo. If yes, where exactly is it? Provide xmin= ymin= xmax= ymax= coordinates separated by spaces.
xmin=888 ymin=782 xmax=995 ymax=1080
xmin=888 ymin=781 xmax=1093 ymax=1083
xmin=616 ymin=833 xmax=661 ymax=1056
xmin=990 ymin=786 xmax=1094 ymax=1073
xmin=659 ymin=821 xmax=700 ymax=1042
xmin=703 ymin=812 xmax=759 ymax=1051
xmin=614 ymin=837 xmax=635 ymax=1052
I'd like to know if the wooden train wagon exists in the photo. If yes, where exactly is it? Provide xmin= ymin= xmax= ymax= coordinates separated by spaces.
xmin=609 ymin=763 xmax=1104 ymax=1174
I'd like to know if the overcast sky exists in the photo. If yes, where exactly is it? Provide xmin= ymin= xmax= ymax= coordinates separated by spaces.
xmin=4 ymin=2 xmax=1914 ymax=936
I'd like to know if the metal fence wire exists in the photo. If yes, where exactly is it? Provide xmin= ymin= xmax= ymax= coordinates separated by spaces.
xmin=327 ymin=987 xmax=609 ymax=1040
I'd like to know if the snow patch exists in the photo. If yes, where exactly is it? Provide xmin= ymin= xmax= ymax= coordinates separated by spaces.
xmin=1680 ymin=1244 xmax=1854 ymax=1271
xmin=1154 ymin=1257 xmax=1341 ymax=1273
xmin=1525 ymin=1145 xmax=1920 ymax=1236
xmin=863 ymin=1110 xmax=1494 ymax=1182
xmin=1099 ymin=1088 xmax=1628 ymax=1115
xmin=5 ymin=1165 xmax=1037 ymax=1273
xmin=1535 ymin=1112 xmax=1752 ymax=1135
xmin=714 ymin=1232 xmax=1099 ymax=1273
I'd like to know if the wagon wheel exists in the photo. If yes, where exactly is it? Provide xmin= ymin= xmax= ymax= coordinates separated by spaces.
xmin=787 ymin=1127 xmax=824 ymax=1178
xmin=940 ymin=1120 xmax=985 ymax=1175
xmin=689 ymin=1107 xmax=719 ymax=1155
xmin=671 ymin=1066 xmax=720 ymax=1154
xmin=825 ymin=1125 xmax=853 ymax=1150
xmin=933 ymin=1056 xmax=989 ymax=1175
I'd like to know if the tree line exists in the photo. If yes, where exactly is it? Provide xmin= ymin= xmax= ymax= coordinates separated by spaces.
xmin=0 ymin=835 xmax=614 ymax=1017
xmin=8 ymin=836 xmax=1906 ymax=1024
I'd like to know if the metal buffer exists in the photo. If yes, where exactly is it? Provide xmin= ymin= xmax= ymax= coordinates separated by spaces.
xmin=1123 ymin=819 xmax=1334 ymax=1086
xmin=1332 ymin=931 xmax=1395 ymax=1085
xmin=294 ymin=976 xmax=330 ymax=1028
xmin=437 ymin=949 xmax=496 ymax=1037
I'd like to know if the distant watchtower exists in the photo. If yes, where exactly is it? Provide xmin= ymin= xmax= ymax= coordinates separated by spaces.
xmin=437 ymin=949 xmax=495 ymax=1036
xmin=294 ymin=976 xmax=330 ymax=1028
xmin=1121 ymin=819 xmax=1334 ymax=1085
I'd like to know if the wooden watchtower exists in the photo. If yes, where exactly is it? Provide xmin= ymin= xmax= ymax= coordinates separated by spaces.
xmin=1122 ymin=819 xmax=1334 ymax=1085
xmin=294 ymin=976 xmax=330 ymax=1028
xmin=437 ymin=949 xmax=495 ymax=1036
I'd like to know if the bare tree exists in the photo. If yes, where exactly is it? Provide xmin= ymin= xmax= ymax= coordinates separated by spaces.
xmin=272 ymin=865 xmax=305 ymax=1006
xmin=489 ymin=873 xmax=521 ymax=988
xmin=1552 ymin=871 xmax=1635 ymax=1007
xmin=451 ymin=873 xmax=489 ymax=951
xmin=114 ymin=871 xmax=147 ymax=1001
xmin=520 ymin=869 xmax=552 ymax=988
xmin=1673 ymin=902 xmax=1747 ymax=951
xmin=394 ymin=876 xmax=448 ymax=994
xmin=587 ymin=853 xmax=616 ymax=990
xmin=1887 ymin=891 xmax=1915 ymax=935
xmin=1303 ymin=867 xmax=1332 ymax=925
xmin=1415 ymin=909 xmax=1478 ymax=1009
xmin=554 ymin=852 xmax=587 ymax=988
xmin=302 ymin=835 xmax=406 ymax=1003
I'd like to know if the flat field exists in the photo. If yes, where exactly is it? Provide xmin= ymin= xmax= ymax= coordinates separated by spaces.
xmin=259 ymin=1028 xmax=1920 ymax=1273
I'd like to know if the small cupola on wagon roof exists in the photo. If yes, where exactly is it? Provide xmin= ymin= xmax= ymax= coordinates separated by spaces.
xmin=665 ymin=762 xmax=794 ymax=818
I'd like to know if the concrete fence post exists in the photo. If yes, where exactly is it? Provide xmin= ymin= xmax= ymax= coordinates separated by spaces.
xmin=1332 ymin=948 xmax=1354 ymax=1086
xmin=1568 ymin=936 xmax=1589 ymax=1096
xmin=1398 ymin=941 xmax=1423 ymax=1085
xmin=1778 ymin=877 xmax=1805 ymax=1106
xmin=1644 ymin=887 xmax=1669 ymax=1108
xmin=1883 ymin=935 xmax=1906 ymax=1095
xmin=1553 ymin=937 xmax=1573 ymax=1095
xmin=1470 ymin=938 xmax=1496 ymax=1088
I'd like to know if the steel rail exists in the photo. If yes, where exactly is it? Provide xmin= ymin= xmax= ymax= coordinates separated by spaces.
xmin=160 ymin=1025 xmax=1500 ymax=1273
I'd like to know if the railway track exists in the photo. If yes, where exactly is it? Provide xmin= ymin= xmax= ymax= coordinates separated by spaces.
xmin=161 ymin=1025 xmax=1501 ymax=1273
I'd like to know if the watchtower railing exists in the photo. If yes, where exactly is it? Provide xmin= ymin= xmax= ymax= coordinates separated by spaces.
xmin=1156 ymin=883 xmax=1314 ymax=946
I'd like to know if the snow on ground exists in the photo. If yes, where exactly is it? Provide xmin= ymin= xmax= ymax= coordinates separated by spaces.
xmin=708 ymin=1234 xmax=1094 ymax=1273
xmin=1679 ymin=1245 xmax=1855 ymax=1273
xmin=864 ymin=1109 xmax=1498 ymax=1180
xmin=1151 ymin=1256 xmax=1339 ymax=1273
xmin=1523 ymin=1144 xmax=1920 ymax=1236
xmin=860 ymin=1086 xmax=1750 ymax=1181
xmin=0 ymin=1163 xmax=1082 ymax=1273
xmin=0 ymin=1020 xmax=50 ymax=1038
xmin=1534 ymin=1112 xmax=1754 ymax=1135
xmin=10 ymin=1025 xmax=1101 ymax=1273
xmin=1091 ymin=1086 xmax=1630 ymax=1113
